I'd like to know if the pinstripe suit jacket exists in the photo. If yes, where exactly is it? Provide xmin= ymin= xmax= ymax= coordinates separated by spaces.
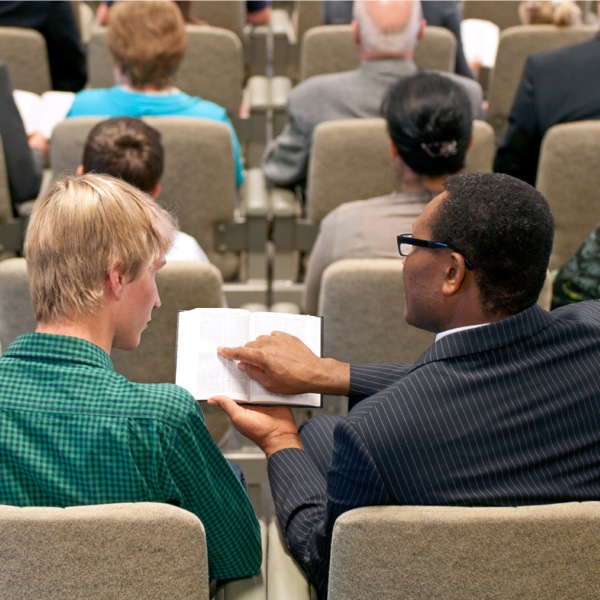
xmin=268 ymin=301 xmax=600 ymax=598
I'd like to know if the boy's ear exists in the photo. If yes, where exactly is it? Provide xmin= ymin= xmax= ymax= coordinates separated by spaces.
xmin=106 ymin=263 xmax=126 ymax=301
xmin=76 ymin=164 xmax=84 ymax=176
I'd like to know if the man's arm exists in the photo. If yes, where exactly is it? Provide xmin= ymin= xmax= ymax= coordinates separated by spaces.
xmin=261 ymin=90 xmax=313 ymax=188
xmin=208 ymin=395 xmax=391 ymax=599
xmin=349 ymin=362 xmax=414 ymax=407
xmin=270 ymin=418 xmax=391 ymax=599
xmin=493 ymin=57 xmax=542 ymax=186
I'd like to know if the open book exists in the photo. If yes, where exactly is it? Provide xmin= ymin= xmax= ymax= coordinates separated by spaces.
xmin=13 ymin=89 xmax=75 ymax=139
xmin=176 ymin=308 xmax=323 ymax=407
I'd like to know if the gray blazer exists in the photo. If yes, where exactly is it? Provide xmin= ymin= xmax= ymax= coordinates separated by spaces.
xmin=267 ymin=301 xmax=600 ymax=599
xmin=262 ymin=58 xmax=483 ymax=188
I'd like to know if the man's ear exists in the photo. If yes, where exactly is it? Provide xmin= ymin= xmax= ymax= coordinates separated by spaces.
xmin=76 ymin=164 xmax=84 ymax=176
xmin=106 ymin=263 xmax=126 ymax=301
xmin=150 ymin=183 xmax=161 ymax=199
xmin=441 ymin=253 xmax=469 ymax=296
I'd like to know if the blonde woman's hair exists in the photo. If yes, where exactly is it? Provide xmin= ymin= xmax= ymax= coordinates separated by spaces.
xmin=25 ymin=173 xmax=176 ymax=323
xmin=519 ymin=1 xmax=582 ymax=26
xmin=353 ymin=0 xmax=423 ymax=56
xmin=107 ymin=0 xmax=187 ymax=88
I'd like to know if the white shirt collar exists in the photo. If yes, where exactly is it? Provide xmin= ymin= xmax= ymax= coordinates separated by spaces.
xmin=435 ymin=322 xmax=490 ymax=343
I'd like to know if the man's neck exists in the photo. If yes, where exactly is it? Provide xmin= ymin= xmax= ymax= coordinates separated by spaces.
xmin=36 ymin=319 xmax=113 ymax=355
xmin=359 ymin=50 xmax=413 ymax=62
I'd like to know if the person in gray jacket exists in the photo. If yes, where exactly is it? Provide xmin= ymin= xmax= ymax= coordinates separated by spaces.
xmin=262 ymin=0 xmax=482 ymax=189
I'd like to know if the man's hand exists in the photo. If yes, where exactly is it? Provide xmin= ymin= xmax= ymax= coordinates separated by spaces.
xmin=217 ymin=331 xmax=350 ymax=396
xmin=208 ymin=395 xmax=302 ymax=458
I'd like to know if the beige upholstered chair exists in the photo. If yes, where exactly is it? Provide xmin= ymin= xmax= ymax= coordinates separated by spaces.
xmin=318 ymin=259 xmax=434 ymax=364
xmin=0 ymin=258 xmax=35 ymax=352
xmin=267 ymin=502 xmax=600 ymax=600
xmin=306 ymin=118 xmax=397 ymax=225
xmin=0 ymin=257 xmax=230 ymax=445
xmin=0 ymin=503 xmax=210 ymax=600
xmin=0 ymin=502 xmax=268 ymax=600
xmin=86 ymin=26 xmax=244 ymax=126
xmin=189 ymin=0 xmax=246 ymax=40
xmin=486 ymin=24 xmax=596 ymax=139
xmin=50 ymin=116 xmax=241 ymax=280
xmin=111 ymin=261 xmax=224 ymax=383
xmin=414 ymin=25 xmax=457 ymax=73
xmin=327 ymin=503 xmax=600 ymax=600
xmin=0 ymin=27 xmax=51 ymax=94
xmin=306 ymin=117 xmax=496 ymax=227
xmin=536 ymin=120 xmax=600 ymax=270
xmin=0 ymin=258 xmax=224 ymax=379
xmin=461 ymin=0 xmax=522 ymax=30
xmin=318 ymin=258 xmax=553 ymax=365
xmin=299 ymin=25 xmax=457 ymax=82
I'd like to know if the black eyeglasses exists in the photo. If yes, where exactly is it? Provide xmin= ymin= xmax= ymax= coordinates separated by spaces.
xmin=396 ymin=233 xmax=474 ymax=270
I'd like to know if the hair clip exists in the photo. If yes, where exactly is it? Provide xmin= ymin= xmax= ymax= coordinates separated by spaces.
xmin=420 ymin=140 xmax=458 ymax=158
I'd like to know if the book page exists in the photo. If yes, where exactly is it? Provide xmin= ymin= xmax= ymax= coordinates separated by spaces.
xmin=460 ymin=19 xmax=500 ymax=69
xmin=247 ymin=312 xmax=322 ymax=407
xmin=175 ymin=308 xmax=251 ymax=401
xmin=13 ymin=89 xmax=75 ymax=138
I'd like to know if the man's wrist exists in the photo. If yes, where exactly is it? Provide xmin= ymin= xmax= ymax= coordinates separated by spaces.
xmin=313 ymin=358 xmax=351 ymax=396
xmin=263 ymin=434 xmax=303 ymax=459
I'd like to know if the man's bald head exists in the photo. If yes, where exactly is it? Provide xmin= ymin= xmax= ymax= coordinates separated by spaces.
xmin=353 ymin=0 xmax=423 ymax=58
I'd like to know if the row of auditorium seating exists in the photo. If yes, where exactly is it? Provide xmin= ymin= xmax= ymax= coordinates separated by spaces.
xmin=0 ymin=114 xmax=598 ymax=300
xmin=2 ymin=500 xmax=599 ymax=599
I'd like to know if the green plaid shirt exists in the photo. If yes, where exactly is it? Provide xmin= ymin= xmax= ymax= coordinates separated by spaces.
xmin=0 ymin=333 xmax=261 ymax=580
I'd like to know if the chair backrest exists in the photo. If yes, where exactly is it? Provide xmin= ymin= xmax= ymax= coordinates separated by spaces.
xmin=306 ymin=118 xmax=397 ymax=224
xmin=0 ymin=502 xmax=209 ymax=600
xmin=306 ymin=118 xmax=495 ymax=226
xmin=0 ymin=258 xmax=35 ymax=352
xmin=299 ymin=25 xmax=457 ymax=82
xmin=87 ymin=25 xmax=243 ymax=121
xmin=327 ymin=502 xmax=600 ymax=600
xmin=50 ymin=116 xmax=240 ymax=280
xmin=536 ymin=120 xmax=600 ymax=270
xmin=461 ymin=0 xmax=523 ymax=30
xmin=319 ymin=259 xmax=435 ymax=364
xmin=189 ymin=0 xmax=246 ymax=40
xmin=0 ymin=258 xmax=223 ymax=382
xmin=0 ymin=27 xmax=51 ymax=94
xmin=318 ymin=258 xmax=553 ymax=365
xmin=486 ymin=24 xmax=596 ymax=139
xmin=111 ymin=261 xmax=224 ymax=384
xmin=413 ymin=25 xmax=456 ymax=73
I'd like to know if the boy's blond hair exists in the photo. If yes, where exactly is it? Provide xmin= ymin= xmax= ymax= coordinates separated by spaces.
xmin=25 ymin=173 xmax=176 ymax=323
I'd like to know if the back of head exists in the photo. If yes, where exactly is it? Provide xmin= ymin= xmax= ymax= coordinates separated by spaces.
xmin=519 ymin=0 xmax=582 ymax=25
xmin=382 ymin=72 xmax=473 ymax=178
xmin=434 ymin=172 xmax=554 ymax=317
xmin=107 ymin=0 xmax=187 ymax=88
xmin=353 ymin=0 xmax=422 ymax=56
xmin=25 ymin=173 xmax=176 ymax=323
xmin=82 ymin=117 xmax=164 ymax=194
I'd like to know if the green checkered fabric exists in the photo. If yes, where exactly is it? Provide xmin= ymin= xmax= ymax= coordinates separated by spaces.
xmin=0 ymin=333 xmax=261 ymax=580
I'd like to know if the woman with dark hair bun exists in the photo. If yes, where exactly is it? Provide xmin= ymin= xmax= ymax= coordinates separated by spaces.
xmin=303 ymin=72 xmax=473 ymax=314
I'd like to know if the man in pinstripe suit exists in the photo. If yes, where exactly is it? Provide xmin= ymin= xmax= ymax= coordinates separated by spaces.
xmin=210 ymin=172 xmax=600 ymax=600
